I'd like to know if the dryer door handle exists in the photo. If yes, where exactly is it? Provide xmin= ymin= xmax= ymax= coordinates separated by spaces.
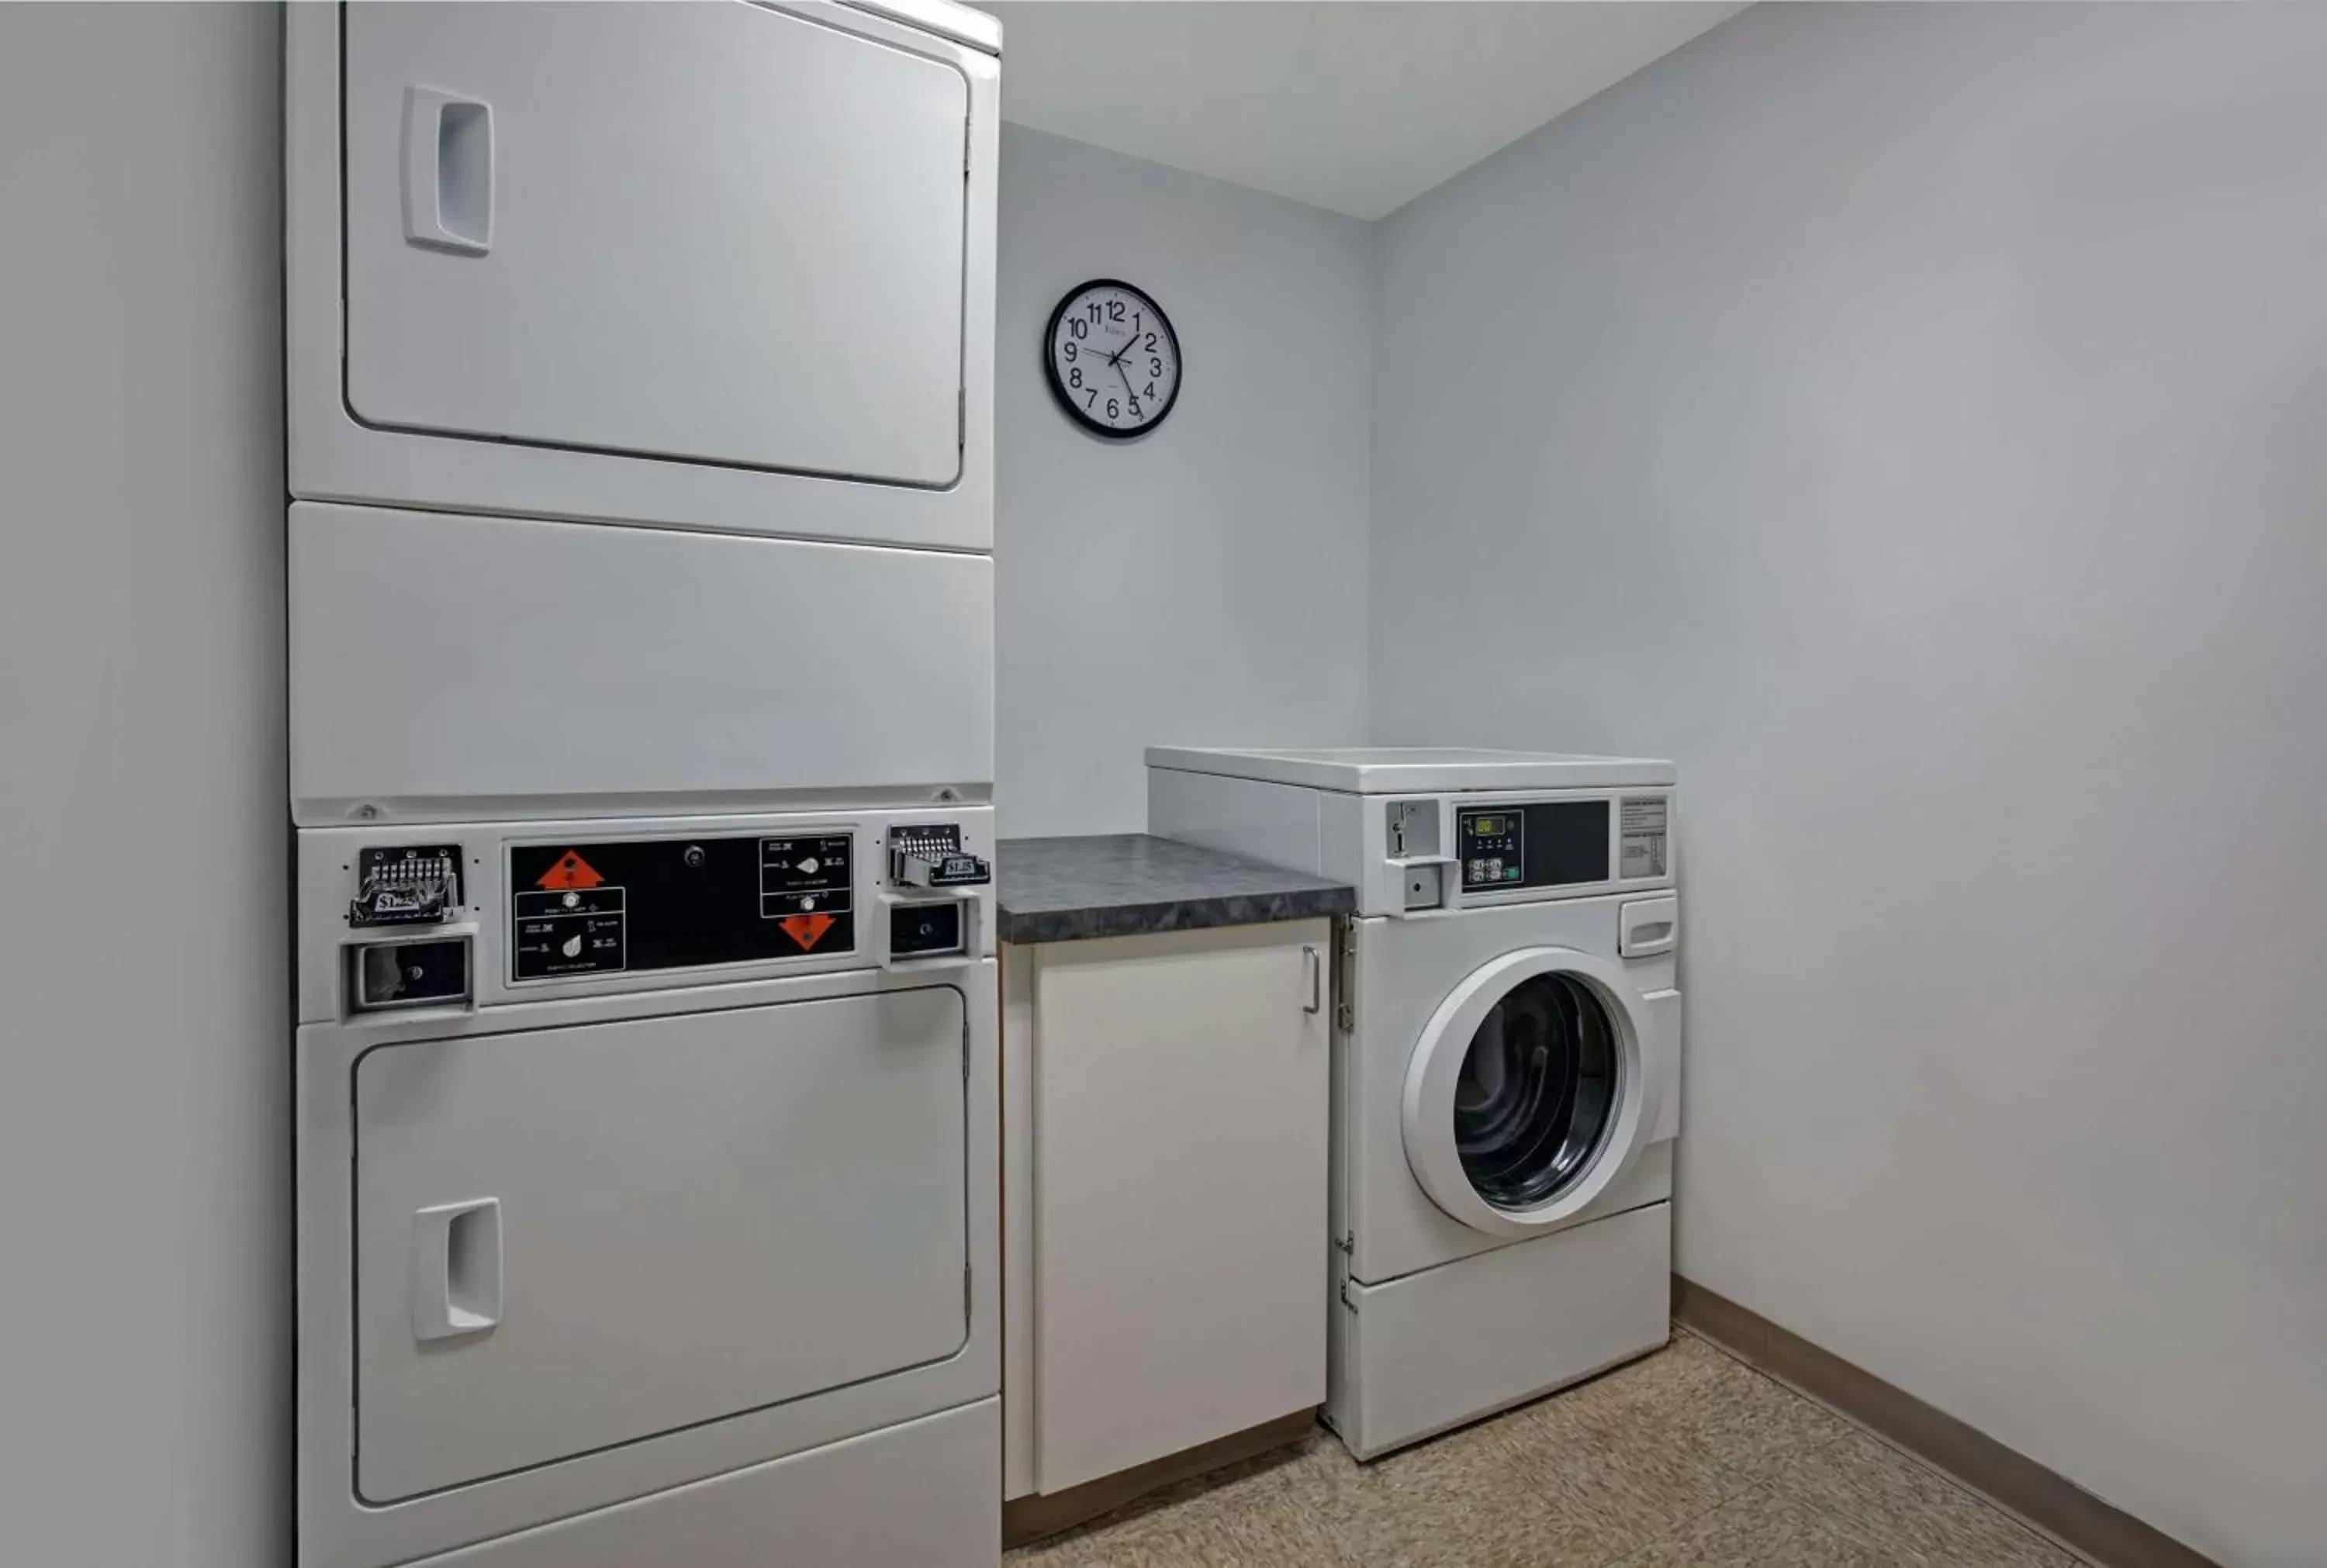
xmin=411 ymin=1197 xmax=503 ymax=1342
xmin=402 ymin=86 xmax=494 ymax=255
xmin=1302 ymin=945 xmax=1323 ymax=1014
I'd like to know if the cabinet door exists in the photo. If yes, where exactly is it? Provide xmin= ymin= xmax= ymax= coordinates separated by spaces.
xmin=1031 ymin=921 xmax=1329 ymax=1493
xmin=353 ymin=989 xmax=968 ymax=1502
xmin=342 ymin=1 xmax=968 ymax=487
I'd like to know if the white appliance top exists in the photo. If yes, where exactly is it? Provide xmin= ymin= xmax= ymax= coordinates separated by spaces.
xmin=846 ymin=0 xmax=1002 ymax=55
xmin=1144 ymin=746 xmax=1675 ymax=794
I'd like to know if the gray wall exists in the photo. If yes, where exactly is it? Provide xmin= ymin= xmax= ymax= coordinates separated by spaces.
xmin=1370 ymin=5 xmax=2326 ymax=1564
xmin=997 ymin=125 xmax=1371 ymax=838
xmin=0 ymin=8 xmax=289 ymax=1566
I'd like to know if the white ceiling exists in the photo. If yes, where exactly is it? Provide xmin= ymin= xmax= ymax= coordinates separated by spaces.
xmin=978 ymin=2 xmax=1748 ymax=220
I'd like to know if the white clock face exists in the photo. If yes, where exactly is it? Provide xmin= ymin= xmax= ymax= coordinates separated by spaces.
xmin=1047 ymin=281 xmax=1181 ymax=437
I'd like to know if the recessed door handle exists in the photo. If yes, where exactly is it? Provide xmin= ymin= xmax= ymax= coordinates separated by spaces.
xmin=1303 ymin=945 xmax=1323 ymax=1014
xmin=402 ymin=86 xmax=493 ymax=255
xmin=411 ymin=1197 xmax=501 ymax=1342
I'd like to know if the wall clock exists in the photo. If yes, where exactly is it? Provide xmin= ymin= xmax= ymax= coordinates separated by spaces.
xmin=1044 ymin=278 xmax=1181 ymax=438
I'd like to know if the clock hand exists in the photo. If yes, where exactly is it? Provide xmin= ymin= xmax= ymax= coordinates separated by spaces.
xmin=1113 ymin=357 xmax=1138 ymax=402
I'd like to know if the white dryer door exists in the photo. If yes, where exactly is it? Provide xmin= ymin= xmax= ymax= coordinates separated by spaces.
xmin=351 ymin=988 xmax=968 ymax=1503
xmin=1401 ymin=948 xmax=1660 ymax=1237
xmin=342 ymin=1 xmax=969 ymax=488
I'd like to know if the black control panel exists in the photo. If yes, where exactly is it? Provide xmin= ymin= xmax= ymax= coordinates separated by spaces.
xmin=508 ymin=834 xmax=856 ymax=982
xmin=351 ymin=844 xmax=462 ymax=927
xmin=1459 ymin=803 xmax=1610 ymax=893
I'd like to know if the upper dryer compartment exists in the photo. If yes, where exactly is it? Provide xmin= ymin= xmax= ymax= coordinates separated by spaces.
xmin=286 ymin=1 xmax=1001 ymax=552
xmin=1144 ymin=747 xmax=1677 ymax=794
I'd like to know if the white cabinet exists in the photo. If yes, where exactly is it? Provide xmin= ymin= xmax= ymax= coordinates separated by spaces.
xmin=1004 ymin=920 xmax=1330 ymax=1497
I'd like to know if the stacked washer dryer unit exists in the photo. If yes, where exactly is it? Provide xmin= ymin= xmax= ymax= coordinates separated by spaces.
xmin=1149 ymin=748 xmax=1682 ymax=1459
xmin=286 ymin=5 xmax=1003 ymax=1566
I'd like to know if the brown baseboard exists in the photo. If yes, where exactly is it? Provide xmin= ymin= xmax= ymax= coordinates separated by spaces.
xmin=1672 ymin=1276 xmax=2220 ymax=1568
xmin=1001 ymin=1408 xmax=1319 ymax=1549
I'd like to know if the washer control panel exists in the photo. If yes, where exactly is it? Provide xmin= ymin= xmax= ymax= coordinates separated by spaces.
xmin=1458 ymin=802 xmax=1613 ymax=894
xmin=1458 ymin=811 xmax=1525 ymax=890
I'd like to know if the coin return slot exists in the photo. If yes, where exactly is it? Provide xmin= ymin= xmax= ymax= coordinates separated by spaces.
xmin=353 ymin=937 xmax=472 ymax=1012
xmin=1403 ymin=865 xmax=1444 ymax=911
xmin=888 ymin=901 xmax=963 ymax=958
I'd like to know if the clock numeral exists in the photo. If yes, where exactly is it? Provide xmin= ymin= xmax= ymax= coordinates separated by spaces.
xmin=1085 ymin=302 xmax=1102 ymax=324
xmin=1107 ymin=300 xmax=1126 ymax=323
xmin=1150 ymin=357 xmax=1164 ymax=378
xmin=1083 ymin=389 xmax=1097 ymax=409
xmin=1068 ymin=318 xmax=1088 ymax=340
xmin=1063 ymin=341 xmax=1077 ymax=362
xmin=1145 ymin=382 xmax=1157 ymax=399
xmin=1106 ymin=398 xmax=1120 ymax=420
xmin=1144 ymin=333 xmax=1157 ymax=352
xmin=1068 ymin=367 xmax=1083 ymax=389
xmin=1126 ymin=396 xmax=1142 ymax=417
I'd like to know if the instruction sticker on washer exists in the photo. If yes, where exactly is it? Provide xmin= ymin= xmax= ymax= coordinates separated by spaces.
xmin=1620 ymin=798 xmax=1668 ymax=879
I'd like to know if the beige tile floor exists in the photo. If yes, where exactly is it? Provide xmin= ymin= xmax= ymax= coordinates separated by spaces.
xmin=1009 ymin=1331 xmax=2084 ymax=1568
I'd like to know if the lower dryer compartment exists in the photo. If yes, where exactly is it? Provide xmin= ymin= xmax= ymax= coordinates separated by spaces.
xmin=299 ymin=958 xmax=999 ymax=1568
xmin=410 ymin=1398 xmax=1000 ymax=1568
xmin=353 ymin=989 xmax=970 ymax=1502
xmin=1328 ymin=1201 xmax=1671 ymax=1460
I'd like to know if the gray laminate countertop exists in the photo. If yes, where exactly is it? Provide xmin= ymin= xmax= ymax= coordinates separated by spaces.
xmin=995 ymin=834 xmax=1355 ymax=945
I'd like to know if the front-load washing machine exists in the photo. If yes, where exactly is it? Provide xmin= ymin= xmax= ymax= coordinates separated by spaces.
xmin=1149 ymin=748 xmax=1682 ymax=1458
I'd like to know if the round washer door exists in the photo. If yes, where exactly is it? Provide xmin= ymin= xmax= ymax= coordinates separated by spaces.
xmin=1401 ymin=946 xmax=1661 ymax=1238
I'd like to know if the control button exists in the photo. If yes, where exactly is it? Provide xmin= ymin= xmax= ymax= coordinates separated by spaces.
xmin=562 ymin=890 xmax=580 ymax=910
xmin=802 ymin=896 xmax=817 ymax=911
xmin=799 ymin=857 xmax=820 ymax=875
xmin=561 ymin=934 xmax=583 ymax=958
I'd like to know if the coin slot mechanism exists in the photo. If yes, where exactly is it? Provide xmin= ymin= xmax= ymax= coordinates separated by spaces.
xmin=351 ymin=936 xmax=472 ymax=1012
xmin=888 ymin=900 xmax=964 ymax=958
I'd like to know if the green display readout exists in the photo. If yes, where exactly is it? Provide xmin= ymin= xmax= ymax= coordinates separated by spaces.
xmin=1470 ymin=816 xmax=1505 ymax=836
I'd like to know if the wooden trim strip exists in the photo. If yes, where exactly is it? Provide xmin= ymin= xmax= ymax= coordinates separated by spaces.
xmin=1001 ymin=1408 xmax=1319 ymax=1549
xmin=1673 ymin=1276 xmax=2222 ymax=1568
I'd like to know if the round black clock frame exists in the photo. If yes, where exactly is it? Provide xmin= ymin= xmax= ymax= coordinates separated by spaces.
xmin=1043 ymin=278 xmax=1182 ymax=440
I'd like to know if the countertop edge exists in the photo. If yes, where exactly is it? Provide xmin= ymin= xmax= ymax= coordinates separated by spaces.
xmin=995 ymin=886 xmax=1354 ymax=946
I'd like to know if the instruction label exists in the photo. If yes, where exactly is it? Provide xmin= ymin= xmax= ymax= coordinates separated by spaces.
xmin=1620 ymin=797 xmax=1668 ymax=880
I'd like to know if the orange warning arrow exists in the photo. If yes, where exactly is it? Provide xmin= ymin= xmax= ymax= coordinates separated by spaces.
xmin=779 ymin=913 xmax=835 ymax=952
xmin=536 ymin=850 xmax=605 ymax=891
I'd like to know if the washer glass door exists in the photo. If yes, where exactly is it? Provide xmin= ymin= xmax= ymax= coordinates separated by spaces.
xmin=1402 ymin=947 xmax=1654 ymax=1237
xmin=1454 ymin=972 xmax=1620 ymax=1209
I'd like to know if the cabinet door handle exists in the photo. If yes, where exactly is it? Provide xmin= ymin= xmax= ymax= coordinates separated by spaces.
xmin=1302 ymin=945 xmax=1322 ymax=1014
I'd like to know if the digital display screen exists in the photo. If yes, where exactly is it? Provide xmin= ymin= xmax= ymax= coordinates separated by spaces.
xmin=1468 ymin=816 xmax=1504 ymax=836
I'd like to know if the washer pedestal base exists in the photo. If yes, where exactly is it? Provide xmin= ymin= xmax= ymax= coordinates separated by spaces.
xmin=1326 ymin=1203 xmax=1670 ymax=1460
